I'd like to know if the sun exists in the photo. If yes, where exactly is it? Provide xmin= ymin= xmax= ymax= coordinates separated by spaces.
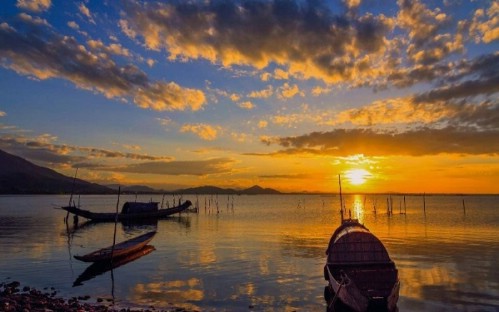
xmin=345 ymin=169 xmax=371 ymax=185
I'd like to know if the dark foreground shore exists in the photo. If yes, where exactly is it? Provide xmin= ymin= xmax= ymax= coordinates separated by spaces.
xmin=1 ymin=281 xmax=198 ymax=312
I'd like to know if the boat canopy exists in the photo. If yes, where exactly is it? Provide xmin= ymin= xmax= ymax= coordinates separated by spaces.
xmin=121 ymin=202 xmax=159 ymax=214
xmin=326 ymin=225 xmax=391 ymax=264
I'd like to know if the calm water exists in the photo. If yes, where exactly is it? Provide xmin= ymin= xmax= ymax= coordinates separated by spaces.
xmin=0 ymin=194 xmax=498 ymax=311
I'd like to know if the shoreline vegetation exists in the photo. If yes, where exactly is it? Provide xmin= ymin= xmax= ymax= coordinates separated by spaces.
xmin=0 ymin=281 xmax=198 ymax=312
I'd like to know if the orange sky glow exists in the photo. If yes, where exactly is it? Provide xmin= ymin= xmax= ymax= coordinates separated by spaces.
xmin=0 ymin=0 xmax=498 ymax=194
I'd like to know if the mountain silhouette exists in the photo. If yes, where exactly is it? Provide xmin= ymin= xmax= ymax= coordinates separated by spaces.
xmin=0 ymin=149 xmax=113 ymax=194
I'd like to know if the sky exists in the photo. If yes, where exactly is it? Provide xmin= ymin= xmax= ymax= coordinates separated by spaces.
xmin=0 ymin=0 xmax=498 ymax=194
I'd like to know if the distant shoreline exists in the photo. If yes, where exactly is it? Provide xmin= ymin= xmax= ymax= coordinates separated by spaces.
xmin=0 ymin=192 xmax=497 ymax=196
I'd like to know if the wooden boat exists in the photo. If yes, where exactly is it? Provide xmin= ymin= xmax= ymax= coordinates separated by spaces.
xmin=74 ymin=231 xmax=156 ymax=262
xmin=324 ymin=219 xmax=399 ymax=311
xmin=73 ymin=245 xmax=155 ymax=286
xmin=61 ymin=200 xmax=192 ymax=222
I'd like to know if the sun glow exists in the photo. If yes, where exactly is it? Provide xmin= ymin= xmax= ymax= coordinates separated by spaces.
xmin=345 ymin=169 xmax=371 ymax=185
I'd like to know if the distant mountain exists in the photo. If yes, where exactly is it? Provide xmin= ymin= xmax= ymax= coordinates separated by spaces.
xmin=106 ymin=184 xmax=159 ymax=194
xmin=242 ymin=185 xmax=281 ymax=195
xmin=0 ymin=149 xmax=282 ymax=195
xmin=178 ymin=185 xmax=238 ymax=194
xmin=177 ymin=184 xmax=281 ymax=195
xmin=0 ymin=149 xmax=114 ymax=194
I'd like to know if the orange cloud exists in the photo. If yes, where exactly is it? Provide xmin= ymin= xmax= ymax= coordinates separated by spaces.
xmin=238 ymin=101 xmax=255 ymax=110
xmin=277 ymin=83 xmax=303 ymax=99
xmin=0 ymin=20 xmax=206 ymax=111
xmin=16 ymin=0 xmax=51 ymax=12
xmin=121 ymin=0 xmax=394 ymax=84
xmin=469 ymin=3 xmax=499 ymax=44
xmin=180 ymin=123 xmax=221 ymax=141
xmin=263 ymin=127 xmax=499 ymax=156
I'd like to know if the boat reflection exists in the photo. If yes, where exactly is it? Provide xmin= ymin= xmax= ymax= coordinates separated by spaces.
xmin=73 ymin=245 xmax=156 ymax=287
xmin=325 ymin=292 xmax=399 ymax=312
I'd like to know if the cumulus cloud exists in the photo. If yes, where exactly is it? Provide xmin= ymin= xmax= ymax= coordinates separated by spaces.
xmin=277 ymin=83 xmax=303 ymax=100
xmin=331 ymin=97 xmax=448 ymax=126
xmin=330 ymin=97 xmax=499 ymax=130
xmin=325 ymin=51 xmax=499 ymax=129
xmin=231 ymin=131 xmax=250 ymax=143
xmin=238 ymin=101 xmax=255 ymax=110
xmin=16 ymin=0 xmax=51 ymax=12
xmin=18 ymin=13 xmax=50 ymax=26
xmin=248 ymin=85 xmax=274 ymax=99
xmin=120 ymin=0 xmax=394 ymax=84
xmin=397 ymin=0 xmax=463 ymax=65
xmin=87 ymin=39 xmax=130 ymax=57
xmin=67 ymin=21 xmax=79 ymax=30
xmin=156 ymin=117 xmax=173 ymax=127
xmin=115 ymin=0 xmax=494 ymax=92
xmin=311 ymin=86 xmax=332 ymax=96
xmin=274 ymin=68 xmax=289 ymax=80
xmin=469 ymin=2 xmax=499 ymax=44
xmin=415 ymin=52 xmax=499 ymax=100
xmin=272 ymin=114 xmax=302 ymax=127
xmin=343 ymin=0 xmax=361 ymax=10
xmin=262 ymin=127 xmax=499 ymax=156
xmin=78 ymin=3 xmax=95 ymax=24
xmin=0 ymin=19 xmax=206 ymax=111
xmin=258 ymin=120 xmax=268 ymax=128
xmin=180 ymin=123 xmax=221 ymax=141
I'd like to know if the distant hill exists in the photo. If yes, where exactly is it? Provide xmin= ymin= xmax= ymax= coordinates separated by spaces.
xmin=106 ymin=184 xmax=158 ymax=194
xmin=242 ymin=185 xmax=281 ymax=195
xmin=177 ymin=184 xmax=281 ymax=195
xmin=0 ymin=149 xmax=281 ymax=195
xmin=107 ymin=184 xmax=282 ymax=195
xmin=106 ymin=184 xmax=282 ymax=195
xmin=0 ymin=149 xmax=114 ymax=194
xmin=178 ymin=185 xmax=237 ymax=194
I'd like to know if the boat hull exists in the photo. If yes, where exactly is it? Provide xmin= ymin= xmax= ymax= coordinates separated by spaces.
xmin=324 ymin=263 xmax=399 ymax=312
xmin=324 ymin=220 xmax=399 ymax=311
xmin=74 ymin=231 xmax=156 ymax=262
xmin=62 ymin=200 xmax=192 ymax=222
xmin=73 ymin=245 xmax=156 ymax=286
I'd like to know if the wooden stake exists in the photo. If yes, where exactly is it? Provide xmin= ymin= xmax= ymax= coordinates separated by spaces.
xmin=423 ymin=193 xmax=426 ymax=216
xmin=111 ymin=186 xmax=120 ymax=263
xmin=339 ymin=175 xmax=344 ymax=222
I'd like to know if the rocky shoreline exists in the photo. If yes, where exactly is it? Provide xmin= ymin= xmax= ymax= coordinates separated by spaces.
xmin=0 ymin=281 xmax=197 ymax=312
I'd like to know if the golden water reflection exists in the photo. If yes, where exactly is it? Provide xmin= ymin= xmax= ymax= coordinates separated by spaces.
xmin=131 ymin=279 xmax=204 ymax=310
xmin=0 ymin=194 xmax=498 ymax=311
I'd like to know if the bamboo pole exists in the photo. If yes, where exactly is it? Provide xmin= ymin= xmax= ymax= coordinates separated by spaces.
xmin=111 ymin=186 xmax=121 ymax=263
xmin=339 ymin=175 xmax=344 ymax=222
xmin=423 ymin=193 xmax=426 ymax=216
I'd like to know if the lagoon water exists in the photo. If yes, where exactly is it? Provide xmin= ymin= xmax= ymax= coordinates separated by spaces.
xmin=0 ymin=194 xmax=498 ymax=311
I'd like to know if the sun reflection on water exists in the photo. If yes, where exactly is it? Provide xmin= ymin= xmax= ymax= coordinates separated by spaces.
xmin=345 ymin=194 xmax=366 ymax=223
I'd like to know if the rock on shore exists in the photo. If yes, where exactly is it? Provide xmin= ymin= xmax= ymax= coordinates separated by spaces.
xmin=0 ymin=281 xmax=196 ymax=312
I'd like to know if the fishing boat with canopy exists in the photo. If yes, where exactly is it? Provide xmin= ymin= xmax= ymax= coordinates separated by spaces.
xmin=324 ymin=176 xmax=399 ymax=311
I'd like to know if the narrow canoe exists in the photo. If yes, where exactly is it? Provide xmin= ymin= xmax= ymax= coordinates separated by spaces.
xmin=73 ymin=245 xmax=156 ymax=286
xmin=74 ymin=231 xmax=156 ymax=262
